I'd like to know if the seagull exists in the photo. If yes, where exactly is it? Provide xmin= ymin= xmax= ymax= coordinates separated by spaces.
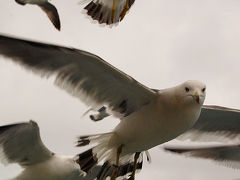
xmin=15 ymin=0 xmax=61 ymax=30
xmin=0 ymin=34 xmax=207 ymax=179
xmin=164 ymin=106 xmax=240 ymax=169
xmin=0 ymin=120 xmax=101 ymax=180
xmin=82 ymin=0 xmax=135 ymax=25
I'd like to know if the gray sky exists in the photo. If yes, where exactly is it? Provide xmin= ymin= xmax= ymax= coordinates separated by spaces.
xmin=0 ymin=0 xmax=240 ymax=179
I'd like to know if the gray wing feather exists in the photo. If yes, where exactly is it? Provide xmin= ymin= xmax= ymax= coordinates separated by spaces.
xmin=164 ymin=144 xmax=240 ymax=169
xmin=0 ymin=35 xmax=156 ymax=118
xmin=178 ymin=105 xmax=240 ymax=142
xmin=0 ymin=121 xmax=52 ymax=167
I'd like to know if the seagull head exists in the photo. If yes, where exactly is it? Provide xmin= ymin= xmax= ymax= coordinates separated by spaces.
xmin=176 ymin=80 xmax=206 ymax=106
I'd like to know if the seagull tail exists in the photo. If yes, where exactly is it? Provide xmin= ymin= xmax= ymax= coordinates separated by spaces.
xmin=83 ymin=0 xmax=135 ymax=25
xmin=75 ymin=132 xmax=144 ymax=179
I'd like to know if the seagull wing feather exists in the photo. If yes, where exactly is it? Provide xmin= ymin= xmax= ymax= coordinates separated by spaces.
xmin=165 ymin=144 xmax=240 ymax=169
xmin=0 ymin=121 xmax=52 ymax=167
xmin=178 ymin=105 xmax=240 ymax=142
xmin=0 ymin=35 xmax=157 ymax=118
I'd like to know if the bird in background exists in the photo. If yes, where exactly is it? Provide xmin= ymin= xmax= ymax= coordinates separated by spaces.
xmin=0 ymin=34 xmax=208 ymax=180
xmin=82 ymin=0 xmax=135 ymax=25
xmin=164 ymin=106 xmax=240 ymax=170
xmin=0 ymin=120 xmax=101 ymax=180
xmin=13 ymin=0 xmax=135 ymax=29
xmin=14 ymin=0 xmax=61 ymax=30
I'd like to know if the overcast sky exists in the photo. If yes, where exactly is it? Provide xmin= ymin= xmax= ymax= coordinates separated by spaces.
xmin=0 ymin=0 xmax=240 ymax=179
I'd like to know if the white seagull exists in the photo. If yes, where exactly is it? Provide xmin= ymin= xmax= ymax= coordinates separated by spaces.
xmin=0 ymin=120 xmax=101 ymax=180
xmin=164 ymin=106 xmax=240 ymax=169
xmin=0 ymin=34 xmax=207 ymax=179
xmin=15 ymin=0 xmax=61 ymax=30
xmin=82 ymin=0 xmax=135 ymax=25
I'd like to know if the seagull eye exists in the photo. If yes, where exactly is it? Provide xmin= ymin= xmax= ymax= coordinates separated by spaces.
xmin=185 ymin=87 xmax=190 ymax=92
xmin=202 ymin=87 xmax=206 ymax=92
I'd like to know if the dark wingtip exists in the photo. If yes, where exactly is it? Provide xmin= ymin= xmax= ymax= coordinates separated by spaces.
xmin=15 ymin=0 xmax=26 ymax=5
xmin=38 ymin=2 xmax=61 ymax=31
xmin=164 ymin=147 xmax=186 ymax=154
xmin=77 ymin=136 xmax=90 ymax=147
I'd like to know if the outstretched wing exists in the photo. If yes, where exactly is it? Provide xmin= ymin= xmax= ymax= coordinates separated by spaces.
xmin=178 ymin=105 xmax=240 ymax=143
xmin=0 ymin=121 xmax=53 ymax=167
xmin=0 ymin=35 xmax=157 ymax=118
xmin=164 ymin=144 xmax=240 ymax=169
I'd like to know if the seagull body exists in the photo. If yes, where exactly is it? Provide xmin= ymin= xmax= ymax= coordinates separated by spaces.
xmin=0 ymin=35 xmax=206 ymax=179
xmin=110 ymin=84 xmax=204 ymax=154
xmin=0 ymin=121 xmax=87 ymax=180
xmin=15 ymin=0 xmax=61 ymax=30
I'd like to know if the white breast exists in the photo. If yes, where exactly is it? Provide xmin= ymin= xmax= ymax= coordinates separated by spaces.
xmin=111 ymin=96 xmax=202 ymax=153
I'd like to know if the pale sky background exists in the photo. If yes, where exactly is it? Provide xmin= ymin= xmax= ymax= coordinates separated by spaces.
xmin=0 ymin=0 xmax=240 ymax=179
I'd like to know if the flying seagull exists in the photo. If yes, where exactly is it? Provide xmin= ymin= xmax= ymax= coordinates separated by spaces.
xmin=82 ymin=0 xmax=135 ymax=25
xmin=0 ymin=34 xmax=207 ymax=179
xmin=0 ymin=120 xmax=101 ymax=180
xmin=15 ymin=0 xmax=61 ymax=30
xmin=164 ymin=106 xmax=240 ymax=169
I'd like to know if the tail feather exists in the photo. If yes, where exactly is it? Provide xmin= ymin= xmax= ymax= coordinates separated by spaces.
xmin=83 ymin=0 xmax=136 ymax=25
xmin=97 ymin=153 xmax=143 ymax=179
xmin=76 ymin=132 xmax=144 ymax=179
xmin=76 ymin=149 xmax=98 ymax=172
xmin=77 ymin=132 xmax=112 ymax=147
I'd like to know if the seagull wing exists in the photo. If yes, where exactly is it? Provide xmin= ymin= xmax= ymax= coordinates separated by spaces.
xmin=164 ymin=144 xmax=240 ymax=169
xmin=0 ymin=35 xmax=157 ymax=118
xmin=0 ymin=121 xmax=53 ymax=167
xmin=178 ymin=105 xmax=240 ymax=143
xmin=38 ymin=2 xmax=61 ymax=31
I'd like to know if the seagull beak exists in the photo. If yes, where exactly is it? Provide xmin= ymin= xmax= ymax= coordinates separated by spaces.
xmin=192 ymin=92 xmax=200 ymax=104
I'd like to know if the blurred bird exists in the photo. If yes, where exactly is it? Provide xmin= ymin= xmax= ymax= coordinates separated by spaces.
xmin=15 ymin=0 xmax=61 ymax=30
xmin=0 ymin=35 xmax=208 ymax=180
xmin=164 ymin=106 xmax=240 ymax=169
xmin=0 ymin=120 xmax=101 ymax=180
xmin=82 ymin=0 xmax=135 ymax=25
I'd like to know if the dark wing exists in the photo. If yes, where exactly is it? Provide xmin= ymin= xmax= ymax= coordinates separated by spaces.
xmin=178 ymin=105 xmax=240 ymax=143
xmin=164 ymin=144 xmax=240 ymax=169
xmin=15 ymin=0 xmax=61 ymax=30
xmin=38 ymin=2 xmax=61 ymax=30
xmin=0 ymin=35 xmax=157 ymax=118
xmin=0 ymin=121 xmax=53 ymax=167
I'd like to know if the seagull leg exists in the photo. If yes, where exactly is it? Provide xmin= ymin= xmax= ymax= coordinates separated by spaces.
xmin=111 ymin=145 xmax=123 ymax=180
xmin=120 ymin=0 xmax=129 ymax=21
xmin=128 ymin=152 xmax=140 ymax=180
xmin=111 ymin=0 xmax=116 ymax=22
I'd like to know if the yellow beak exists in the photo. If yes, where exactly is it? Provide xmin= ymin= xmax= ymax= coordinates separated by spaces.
xmin=192 ymin=92 xmax=200 ymax=104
